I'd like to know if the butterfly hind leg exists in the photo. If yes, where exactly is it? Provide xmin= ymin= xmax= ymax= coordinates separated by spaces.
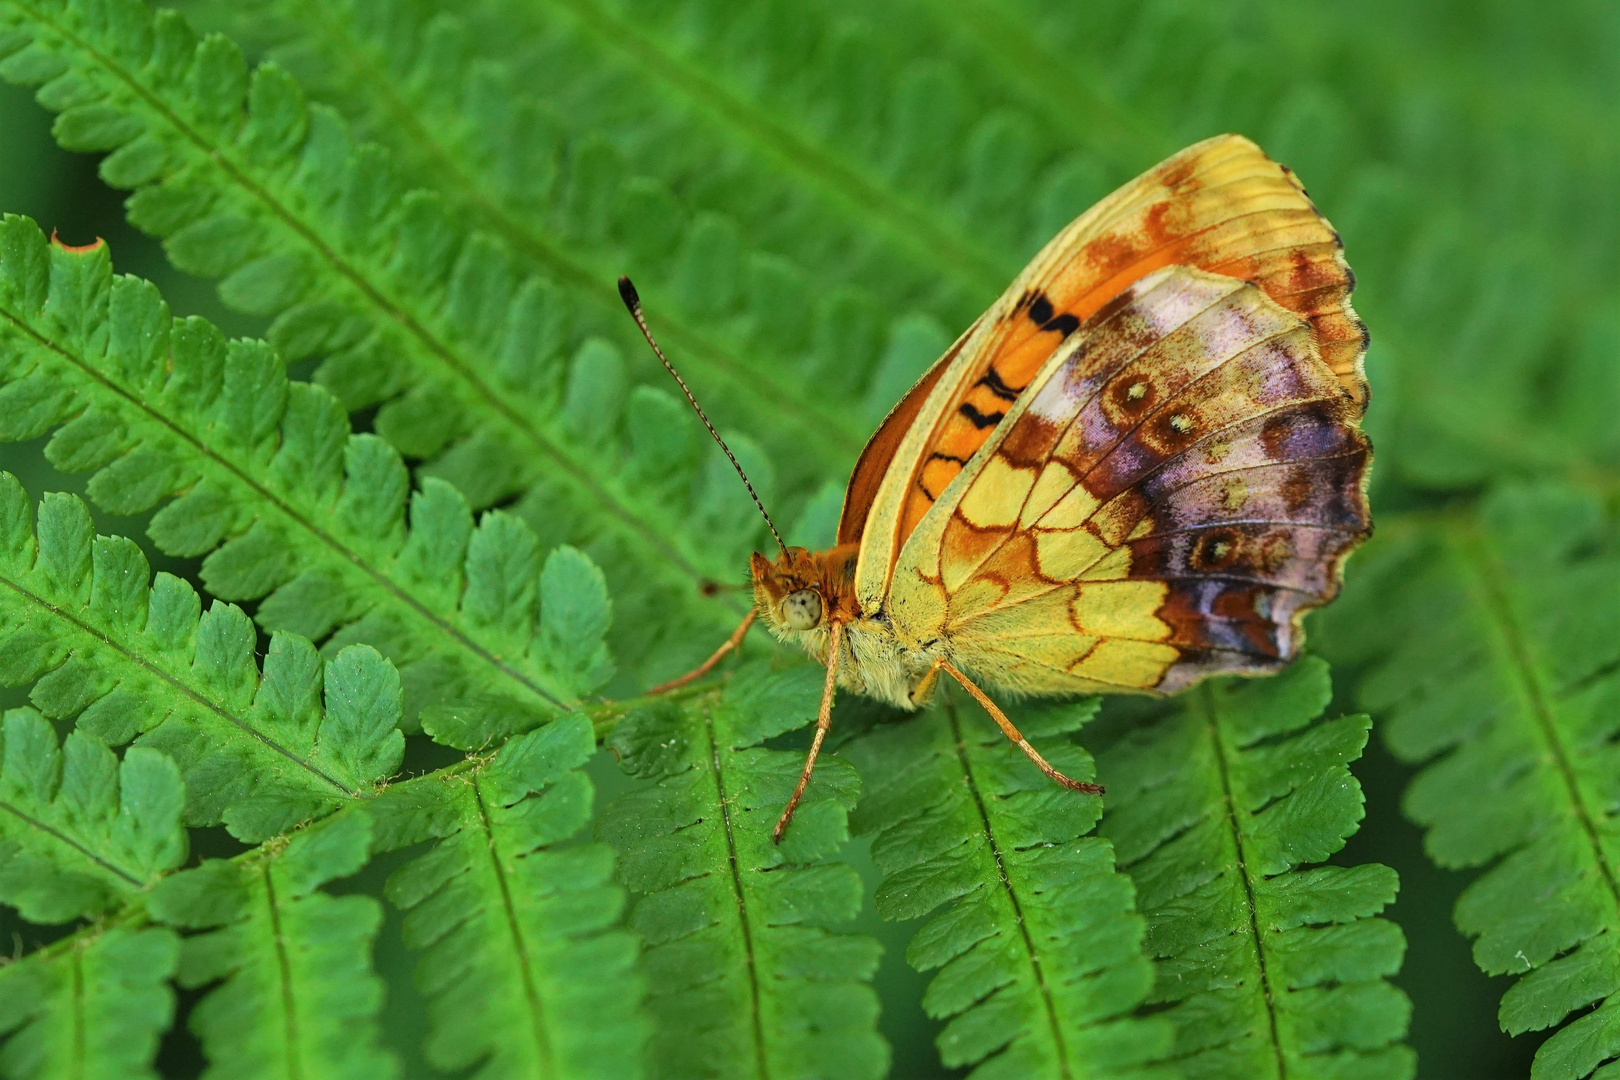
xmin=648 ymin=609 xmax=758 ymax=695
xmin=935 ymin=660 xmax=1104 ymax=795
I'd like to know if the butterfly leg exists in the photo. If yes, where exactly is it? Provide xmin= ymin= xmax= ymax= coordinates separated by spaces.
xmin=907 ymin=663 xmax=942 ymax=708
xmin=773 ymin=621 xmax=844 ymax=844
xmin=935 ymin=660 xmax=1104 ymax=795
xmin=648 ymin=609 xmax=758 ymax=695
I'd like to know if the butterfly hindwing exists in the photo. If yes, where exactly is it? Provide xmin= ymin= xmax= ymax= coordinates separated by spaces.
xmin=847 ymin=134 xmax=1366 ymax=610
xmin=886 ymin=265 xmax=1370 ymax=696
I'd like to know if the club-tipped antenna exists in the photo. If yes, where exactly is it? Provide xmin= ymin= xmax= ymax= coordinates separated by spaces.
xmin=618 ymin=276 xmax=789 ymax=558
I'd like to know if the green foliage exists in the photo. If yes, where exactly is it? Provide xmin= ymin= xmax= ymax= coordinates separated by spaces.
xmin=600 ymin=663 xmax=885 ymax=1080
xmin=0 ymin=0 xmax=810 ymax=692
xmin=0 ymin=0 xmax=1610 ymax=1076
xmin=383 ymin=713 xmax=648 ymax=1080
xmin=200 ymin=0 xmax=1620 ymax=501
xmin=0 ymin=706 xmax=183 ymax=922
xmin=843 ymin=695 xmax=1170 ymax=1078
xmin=0 ymin=472 xmax=404 ymax=840
xmin=1318 ymin=485 xmax=1620 ymax=1079
xmin=0 ymin=923 xmax=178 ymax=1080
xmin=1098 ymin=658 xmax=1412 ymax=1079
xmin=175 ymin=0 xmax=893 ymax=477
xmin=0 ymin=212 xmax=609 ymax=736
xmin=149 ymin=811 xmax=392 ymax=1080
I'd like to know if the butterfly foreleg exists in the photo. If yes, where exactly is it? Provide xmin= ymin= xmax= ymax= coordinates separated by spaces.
xmin=907 ymin=662 xmax=942 ymax=708
xmin=935 ymin=660 xmax=1104 ymax=796
xmin=648 ymin=608 xmax=758 ymax=695
xmin=772 ymin=620 xmax=844 ymax=845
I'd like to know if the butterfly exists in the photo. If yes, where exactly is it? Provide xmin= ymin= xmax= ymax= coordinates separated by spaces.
xmin=620 ymin=133 xmax=1370 ymax=842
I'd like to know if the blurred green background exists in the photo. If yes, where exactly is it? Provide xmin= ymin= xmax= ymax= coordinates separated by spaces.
xmin=3 ymin=0 xmax=1617 ymax=1075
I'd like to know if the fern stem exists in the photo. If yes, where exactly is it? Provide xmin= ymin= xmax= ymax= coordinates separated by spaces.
xmin=585 ymin=681 xmax=718 ymax=735
xmin=6 ymin=905 xmax=150 ymax=964
xmin=945 ymin=699 xmax=1074 ymax=1080
xmin=261 ymin=864 xmax=306 ymax=1080
xmin=1198 ymin=682 xmax=1288 ymax=1079
xmin=1460 ymin=530 xmax=1620 ymax=910
xmin=69 ymin=941 xmax=85 ymax=1080
xmin=0 ymin=570 xmax=357 ymax=798
xmin=470 ymin=777 xmax=556 ymax=1075
xmin=699 ymin=701 xmax=771 ymax=1079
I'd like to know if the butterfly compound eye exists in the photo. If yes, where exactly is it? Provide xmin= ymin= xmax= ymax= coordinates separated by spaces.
xmin=781 ymin=589 xmax=823 ymax=631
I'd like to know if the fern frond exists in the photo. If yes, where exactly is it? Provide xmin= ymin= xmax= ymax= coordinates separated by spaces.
xmin=0 ymin=472 xmax=404 ymax=840
xmin=599 ymin=663 xmax=886 ymax=1080
xmin=0 ymin=704 xmax=184 ymax=923
xmin=0 ymin=1 xmax=818 ymax=688
xmin=1096 ymin=657 xmax=1413 ymax=1079
xmin=0 ymin=921 xmax=178 ymax=1080
xmin=173 ymin=0 xmax=892 ymax=482
xmin=0 ymin=217 xmax=620 ymax=731
xmin=840 ymin=695 xmax=1169 ymax=1078
xmin=1318 ymin=483 xmax=1620 ymax=1077
xmin=381 ymin=712 xmax=649 ymax=1079
xmin=148 ymin=808 xmax=394 ymax=1080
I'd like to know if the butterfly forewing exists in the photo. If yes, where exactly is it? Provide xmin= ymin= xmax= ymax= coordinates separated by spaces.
xmin=846 ymin=134 xmax=1366 ymax=613
xmin=885 ymin=265 xmax=1370 ymax=696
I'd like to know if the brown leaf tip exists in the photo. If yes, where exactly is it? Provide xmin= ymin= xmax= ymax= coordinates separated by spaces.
xmin=49 ymin=229 xmax=104 ymax=254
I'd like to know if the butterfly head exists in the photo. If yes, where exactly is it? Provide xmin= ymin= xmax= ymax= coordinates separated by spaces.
xmin=749 ymin=545 xmax=859 ymax=639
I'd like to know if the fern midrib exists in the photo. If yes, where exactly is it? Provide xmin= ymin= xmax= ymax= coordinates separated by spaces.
xmin=471 ymin=777 xmax=556 ymax=1075
xmin=540 ymin=0 xmax=1012 ymax=293
xmin=70 ymin=940 xmax=85 ymax=1080
xmin=0 ymin=301 xmax=572 ymax=713
xmin=1198 ymin=683 xmax=1288 ymax=1078
xmin=700 ymin=702 xmax=770 ymax=1080
xmin=284 ymin=0 xmax=866 ymax=465
xmin=0 ymin=569 xmax=358 ymax=797
xmin=945 ymin=700 xmax=1073 ymax=1079
xmin=1458 ymin=527 xmax=1620 ymax=915
xmin=262 ymin=863 xmax=307 ymax=1080
xmin=19 ymin=1 xmax=718 ymax=595
xmin=0 ymin=798 xmax=144 ymax=888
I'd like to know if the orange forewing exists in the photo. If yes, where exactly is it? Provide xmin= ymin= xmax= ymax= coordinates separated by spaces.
xmin=838 ymin=134 xmax=1366 ymax=563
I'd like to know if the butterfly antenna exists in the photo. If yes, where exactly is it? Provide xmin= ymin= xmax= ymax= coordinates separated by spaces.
xmin=618 ymin=276 xmax=789 ymax=558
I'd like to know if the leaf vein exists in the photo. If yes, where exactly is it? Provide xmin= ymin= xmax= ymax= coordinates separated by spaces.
xmin=0 ymin=571 xmax=356 ymax=798
xmin=946 ymin=699 xmax=1073 ymax=1080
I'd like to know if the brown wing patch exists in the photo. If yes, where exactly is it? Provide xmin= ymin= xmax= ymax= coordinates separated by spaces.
xmin=884 ymin=134 xmax=1366 ymax=557
xmin=891 ymin=266 xmax=1371 ymax=698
